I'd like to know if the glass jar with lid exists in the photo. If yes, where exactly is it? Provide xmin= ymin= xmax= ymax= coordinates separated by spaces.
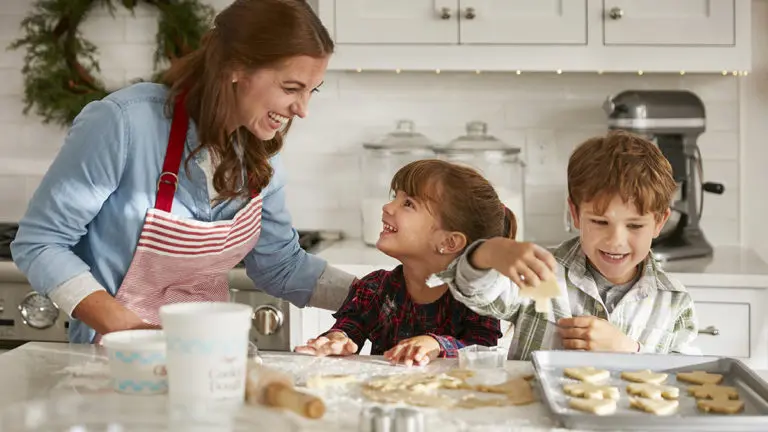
xmin=361 ymin=120 xmax=436 ymax=246
xmin=434 ymin=121 xmax=526 ymax=240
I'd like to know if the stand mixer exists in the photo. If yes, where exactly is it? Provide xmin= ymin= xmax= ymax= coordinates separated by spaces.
xmin=600 ymin=90 xmax=725 ymax=262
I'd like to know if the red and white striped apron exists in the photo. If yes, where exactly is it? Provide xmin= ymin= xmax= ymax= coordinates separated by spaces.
xmin=96 ymin=95 xmax=262 ymax=341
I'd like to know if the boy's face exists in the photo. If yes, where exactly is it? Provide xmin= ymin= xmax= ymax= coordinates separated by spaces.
xmin=569 ymin=194 xmax=670 ymax=285
xmin=376 ymin=191 xmax=444 ymax=260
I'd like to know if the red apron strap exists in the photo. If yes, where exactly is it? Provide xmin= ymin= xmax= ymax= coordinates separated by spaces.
xmin=155 ymin=93 xmax=189 ymax=212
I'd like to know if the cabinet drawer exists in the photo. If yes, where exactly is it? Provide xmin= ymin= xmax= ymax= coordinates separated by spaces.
xmin=691 ymin=302 xmax=749 ymax=358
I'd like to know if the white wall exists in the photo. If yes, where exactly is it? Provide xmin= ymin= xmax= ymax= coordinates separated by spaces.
xmin=0 ymin=0 xmax=742 ymax=247
xmin=743 ymin=0 xmax=768 ymax=261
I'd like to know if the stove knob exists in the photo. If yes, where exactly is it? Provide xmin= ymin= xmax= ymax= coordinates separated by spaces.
xmin=18 ymin=292 xmax=59 ymax=330
xmin=253 ymin=306 xmax=283 ymax=336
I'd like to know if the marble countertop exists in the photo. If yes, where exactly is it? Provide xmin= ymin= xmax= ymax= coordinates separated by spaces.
xmin=317 ymin=239 xmax=768 ymax=288
xmin=0 ymin=342 xmax=767 ymax=431
xmin=0 ymin=342 xmax=558 ymax=431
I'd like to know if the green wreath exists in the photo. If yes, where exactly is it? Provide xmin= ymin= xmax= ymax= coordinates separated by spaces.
xmin=8 ymin=0 xmax=214 ymax=127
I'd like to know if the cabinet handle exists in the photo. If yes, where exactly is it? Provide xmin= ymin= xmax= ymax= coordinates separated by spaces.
xmin=439 ymin=7 xmax=452 ymax=20
xmin=608 ymin=7 xmax=623 ymax=20
xmin=698 ymin=325 xmax=720 ymax=336
xmin=464 ymin=7 xmax=476 ymax=20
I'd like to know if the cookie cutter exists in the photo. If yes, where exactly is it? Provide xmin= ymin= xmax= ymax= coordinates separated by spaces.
xmin=458 ymin=345 xmax=508 ymax=386
xmin=359 ymin=406 xmax=425 ymax=432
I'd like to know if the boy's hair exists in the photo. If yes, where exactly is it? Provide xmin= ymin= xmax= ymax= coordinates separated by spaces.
xmin=390 ymin=159 xmax=516 ymax=245
xmin=567 ymin=130 xmax=676 ymax=220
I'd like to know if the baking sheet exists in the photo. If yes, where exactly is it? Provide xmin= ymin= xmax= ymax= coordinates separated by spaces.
xmin=531 ymin=350 xmax=768 ymax=431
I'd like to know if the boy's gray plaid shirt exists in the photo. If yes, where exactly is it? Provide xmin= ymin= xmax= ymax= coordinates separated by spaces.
xmin=436 ymin=237 xmax=700 ymax=360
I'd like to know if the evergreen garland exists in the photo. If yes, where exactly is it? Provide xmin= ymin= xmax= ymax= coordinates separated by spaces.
xmin=8 ymin=0 xmax=214 ymax=127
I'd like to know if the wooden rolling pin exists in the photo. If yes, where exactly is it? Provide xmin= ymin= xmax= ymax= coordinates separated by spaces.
xmin=245 ymin=361 xmax=326 ymax=419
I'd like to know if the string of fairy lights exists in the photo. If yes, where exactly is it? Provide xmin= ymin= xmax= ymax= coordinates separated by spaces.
xmin=353 ymin=68 xmax=750 ymax=77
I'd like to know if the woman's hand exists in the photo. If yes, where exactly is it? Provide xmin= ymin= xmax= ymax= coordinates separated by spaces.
xmin=471 ymin=238 xmax=557 ymax=288
xmin=294 ymin=331 xmax=358 ymax=357
xmin=383 ymin=335 xmax=441 ymax=367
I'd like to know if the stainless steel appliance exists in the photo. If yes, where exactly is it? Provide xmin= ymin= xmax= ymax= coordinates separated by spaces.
xmin=0 ymin=224 xmax=337 ymax=351
xmin=601 ymin=90 xmax=725 ymax=262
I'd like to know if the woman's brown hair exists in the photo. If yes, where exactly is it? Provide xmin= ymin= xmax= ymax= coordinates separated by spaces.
xmin=390 ymin=159 xmax=517 ymax=246
xmin=163 ymin=0 xmax=334 ymax=199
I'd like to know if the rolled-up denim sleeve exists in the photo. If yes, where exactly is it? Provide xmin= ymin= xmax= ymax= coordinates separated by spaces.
xmin=11 ymin=99 xmax=127 ymax=300
xmin=243 ymin=153 xmax=327 ymax=307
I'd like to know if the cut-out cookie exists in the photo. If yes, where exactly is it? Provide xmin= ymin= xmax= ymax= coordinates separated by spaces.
xmin=518 ymin=278 xmax=561 ymax=313
xmin=568 ymin=398 xmax=617 ymax=416
xmin=305 ymin=374 xmax=358 ymax=389
xmin=677 ymin=371 xmax=724 ymax=385
xmin=563 ymin=383 xmax=619 ymax=400
xmin=629 ymin=397 xmax=679 ymax=416
xmin=564 ymin=367 xmax=610 ymax=384
xmin=687 ymin=384 xmax=739 ymax=400
xmin=620 ymin=370 xmax=668 ymax=384
xmin=697 ymin=398 xmax=745 ymax=414
xmin=626 ymin=383 xmax=679 ymax=400
xmin=446 ymin=369 xmax=475 ymax=380
xmin=475 ymin=378 xmax=537 ymax=405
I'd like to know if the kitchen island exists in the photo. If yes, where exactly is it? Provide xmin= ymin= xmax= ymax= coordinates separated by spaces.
xmin=0 ymin=342 xmax=767 ymax=431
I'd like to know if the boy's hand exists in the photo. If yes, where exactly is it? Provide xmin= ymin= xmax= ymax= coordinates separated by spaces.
xmin=557 ymin=316 xmax=639 ymax=353
xmin=294 ymin=331 xmax=358 ymax=357
xmin=383 ymin=335 xmax=441 ymax=367
xmin=471 ymin=237 xmax=558 ymax=288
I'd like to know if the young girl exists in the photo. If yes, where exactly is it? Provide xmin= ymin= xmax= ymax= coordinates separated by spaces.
xmin=295 ymin=159 xmax=515 ymax=366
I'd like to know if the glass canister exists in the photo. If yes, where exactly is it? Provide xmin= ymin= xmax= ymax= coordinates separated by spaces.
xmin=361 ymin=120 xmax=436 ymax=246
xmin=434 ymin=121 xmax=526 ymax=240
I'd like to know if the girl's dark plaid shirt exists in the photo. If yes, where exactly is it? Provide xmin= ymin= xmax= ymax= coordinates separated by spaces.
xmin=328 ymin=265 xmax=502 ymax=357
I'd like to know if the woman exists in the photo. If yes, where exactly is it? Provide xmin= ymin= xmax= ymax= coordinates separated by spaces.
xmin=10 ymin=0 xmax=355 ymax=343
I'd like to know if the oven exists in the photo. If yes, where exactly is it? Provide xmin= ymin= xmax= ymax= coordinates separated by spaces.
xmin=0 ymin=224 xmax=339 ymax=352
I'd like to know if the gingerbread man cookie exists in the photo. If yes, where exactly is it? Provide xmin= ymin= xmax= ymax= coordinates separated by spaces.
xmin=563 ymin=383 xmax=620 ymax=400
xmin=697 ymin=398 xmax=745 ymax=414
xmin=518 ymin=278 xmax=561 ymax=313
xmin=620 ymin=370 xmax=668 ymax=384
xmin=626 ymin=383 xmax=679 ymax=400
xmin=677 ymin=371 xmax=724 ymax=385
xmin=629 ymin=397 xmax=679 ymax=416
xmin=688 ymin=383 xmax=740 ymax=400
xmin=564 ymin=367 xmax=610 ymax=384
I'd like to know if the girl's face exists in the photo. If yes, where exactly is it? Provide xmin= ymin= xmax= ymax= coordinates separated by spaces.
xmin=376 ymin=191 xmax=446 ymax=260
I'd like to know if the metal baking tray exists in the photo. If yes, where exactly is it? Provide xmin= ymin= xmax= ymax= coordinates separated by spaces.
xmin=531 ymin=350 xmax=768 ymax=431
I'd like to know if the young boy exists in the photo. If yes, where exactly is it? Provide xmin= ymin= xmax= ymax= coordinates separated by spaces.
xmin=438 ymin=131 xmax=699 ymax=360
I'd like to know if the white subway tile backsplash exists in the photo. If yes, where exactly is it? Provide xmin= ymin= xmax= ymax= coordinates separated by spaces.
xmin=0 ymin=14 xmax=22 ymax=41
xmin=0 ymin=1 xmax=745 ymax=247
xmin=0 ymin=68 xmax=22 ymax=96
xmin=125 ymin=17 xmax=160 ymax=43
xmin=80 ymin=16 xmax=127 ymax=43
xmin=2 ymin=1 xmax=32 ymax=15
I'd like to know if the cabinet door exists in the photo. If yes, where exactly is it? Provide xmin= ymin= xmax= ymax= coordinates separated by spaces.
xmin=334 ymin=0 xmax=459 ymax=44
xmin=458 ymin=0 xmax=587 ymax=45
xmin=603 ymin=0 xmax=735 ymax=46
xmin=690 ymin=301 xmax=750 ymax=358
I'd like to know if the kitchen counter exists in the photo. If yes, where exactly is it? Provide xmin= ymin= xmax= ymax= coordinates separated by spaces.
xmin=317 ymin=238 xmax=768 ymax=288
xmin=1 ymin=342 xmax=767 ymax=431
xmin=0 ymin=342 xmax=554 ymax=431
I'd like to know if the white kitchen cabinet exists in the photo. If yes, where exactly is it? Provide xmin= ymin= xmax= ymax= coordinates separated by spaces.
xmin=686 ymin=287 xmax=768 ymax=370
xmin=333 ymin=0 xmax=457 ymax=44
xmin=311 ymin=0 xmax=751 ymax=72
xmin=459 ymin=0 xmax=587 ymax=45
xmin=603 ymin=0 xmax=735 ymax=46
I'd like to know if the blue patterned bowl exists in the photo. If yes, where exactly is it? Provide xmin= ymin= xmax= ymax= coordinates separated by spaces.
xmin=101 ymin=329 xmax=167 ymax=395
